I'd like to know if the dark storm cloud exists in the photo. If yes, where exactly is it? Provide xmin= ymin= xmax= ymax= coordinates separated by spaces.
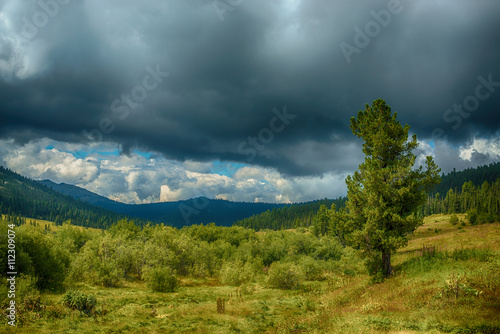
xmin=1 ymin=0 xmax=499 ymax=176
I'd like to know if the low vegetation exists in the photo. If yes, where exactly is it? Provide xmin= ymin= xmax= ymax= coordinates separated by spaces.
xmin=0 ymin=214 xmax=498 ymax=333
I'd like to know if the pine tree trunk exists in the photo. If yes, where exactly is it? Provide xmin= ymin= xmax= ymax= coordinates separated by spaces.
xmin=382 ymin=251 xmax=392 ymax=277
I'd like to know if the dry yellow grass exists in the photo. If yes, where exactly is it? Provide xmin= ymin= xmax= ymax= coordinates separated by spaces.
xmin=394 ymin=214 xmax=500 ymax=266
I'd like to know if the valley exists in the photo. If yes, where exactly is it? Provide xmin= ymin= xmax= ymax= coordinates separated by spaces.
xmin=0 ymin=214 xmax=498 ymax=333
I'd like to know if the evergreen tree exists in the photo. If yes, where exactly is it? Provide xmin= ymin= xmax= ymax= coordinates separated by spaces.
xmin=312 ymin=205 xmax=330 ymax=236
xmin=343 ymin=99 xmax=440 ymax=277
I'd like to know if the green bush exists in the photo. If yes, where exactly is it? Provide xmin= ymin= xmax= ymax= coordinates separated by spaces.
xmin=259 ymin=234 xmax=287 ymax=266
xmin=15 ymin=274 xmax=39 ymax=302
xmin=143 ymin=267 xmax=178 ymax=293
xmin=313 ymin=237 xmax=343 ymax=261
xmin=333 ymin=247 xmax=366 ymax=277
xmin=6 ymin=225 xmax=70 ymax=291
xmin=298 ymin=256 xmax=325 ymax=281
xmin=449 ymin=214 xmax=459 ymax=225
xmin=0 ymin=274 xmax=40 ymax=312
xmin=267 ymin=262 xmax=304 ymax=289
xmin=97 ymin=261 xmax=123 ymax=288
xmin=220 ymin=260 xmax=254 ymax=286
xmin=467 ymin=209 xmax=478 ymax=225
xmin=477 ymin=212 xmax=496 ymax=224
xmin=61 ymin=290 xmax=97 ymax=315
xmin=68 ymin=236 xmax=124 ymax=287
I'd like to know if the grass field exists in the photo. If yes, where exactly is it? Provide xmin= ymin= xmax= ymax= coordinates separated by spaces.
xmin=2 ymin=214 xmax=499 ymax=333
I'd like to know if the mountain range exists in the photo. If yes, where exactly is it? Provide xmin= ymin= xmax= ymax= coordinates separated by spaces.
xmin=38 ymin=179 xmax=288 ymax=227
xmin=3 ymin=162 xmax=500 ymax=229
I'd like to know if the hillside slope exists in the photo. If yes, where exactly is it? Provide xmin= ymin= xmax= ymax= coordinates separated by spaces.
xmin=39 ymin=179 xmax=288 ymax=227
xmin=0 ymin=166 xmax=125 ymax=228
xmin=433 ymin=162 xmax=500 ymax=195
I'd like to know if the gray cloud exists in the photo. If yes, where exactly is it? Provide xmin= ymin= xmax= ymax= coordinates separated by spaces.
xmin=1 ymin=0 xmax=499 ymax=181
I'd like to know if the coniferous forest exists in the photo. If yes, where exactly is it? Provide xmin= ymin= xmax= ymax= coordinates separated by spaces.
xmin=234 ymin=197 xmax=347 ymax=231
xmin=0 ymin=166 xmax=148 ymax=229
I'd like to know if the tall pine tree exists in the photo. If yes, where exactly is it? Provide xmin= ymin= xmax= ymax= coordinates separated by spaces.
xmin=344 ymin=99 xmax=440 ymax=277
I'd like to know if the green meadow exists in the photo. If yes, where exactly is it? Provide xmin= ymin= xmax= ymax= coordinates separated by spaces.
xmin=1 ymin=214 xmax=499 ymax=333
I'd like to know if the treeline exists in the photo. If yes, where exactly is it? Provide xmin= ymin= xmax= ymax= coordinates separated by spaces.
xmin=0 ymin=166 xmax=147 ymax=229
xmin=421 ymin=179 xmax=500 ymax=223
xmin=312 ymin=178 xmax=500 ymax=240
xmin=236 ymin=163 xmax=500 ymax=231
xmin=234 ymin=197 xmax=347 ymax=231
xmin=432 ymin=162 xmax=500 ymax=196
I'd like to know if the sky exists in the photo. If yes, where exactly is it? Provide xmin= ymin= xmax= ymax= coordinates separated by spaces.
xmin=0 ymin=0 xmax=499 ymax=204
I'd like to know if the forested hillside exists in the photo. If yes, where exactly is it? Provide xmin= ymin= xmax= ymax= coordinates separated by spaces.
xmin=234 ymin=197 xmax=347 ymax=231
xmin=432 ymin=162 xmax=500 ymax=195
xmin=2 ymin=162 xmax=499 ymax=231
xmin=237 ymin=163 xmax=500 ymax=231
xmin=0 ymin=166 xmax=142 ymax=229
xmin=422 ymin=179 xmax=500 ymax=222
xmin=40 ymin=180 xmax=288 ymax=228
xmin=420 ymin=162 xmax=500 ymax=223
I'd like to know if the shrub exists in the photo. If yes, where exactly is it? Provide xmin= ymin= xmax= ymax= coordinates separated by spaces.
xmin=259 ymin=234 xmax=287 ymax=266
xmin=267 ymin=262 xmax=304 ymax=289
xmin=298 ymin=256 xmax=325 ymax=281
xmin=449 ymin=214 xmax=459 ymax=225
xmin=61 ymin=290 xmax=97 ymax=315
xmin=436 ymin=273 xmax=482 ymax=299
xmin=15 ymin=274 xmax=39 ymax=302
xmin=68 ymin=236 xmax=124 ymax=287
xmin=467 ymin=209 xmax=478 ymax=225
xmin=313 ymin=237 xmax=343 ymax=261
xmin=477 ymin=212 xmax=495 ymax=224
xmin=97 ymin=262 xmax=123 ymax=288
xmin=143 ymin=266 xmax=178 ymax=293
xmin=333 ymin=247 xmax=366 ymax=277
xmin=22 ymin=294 xmax=42 ymax=313
xmin=15 ymin=225 xmax=69 ymax=291
xmin=220 ymin=260 xmax=253 ymax=286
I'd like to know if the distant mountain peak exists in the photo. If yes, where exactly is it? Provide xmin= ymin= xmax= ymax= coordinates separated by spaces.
xmin=35 ymin=179 xmax=287 ymax=227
